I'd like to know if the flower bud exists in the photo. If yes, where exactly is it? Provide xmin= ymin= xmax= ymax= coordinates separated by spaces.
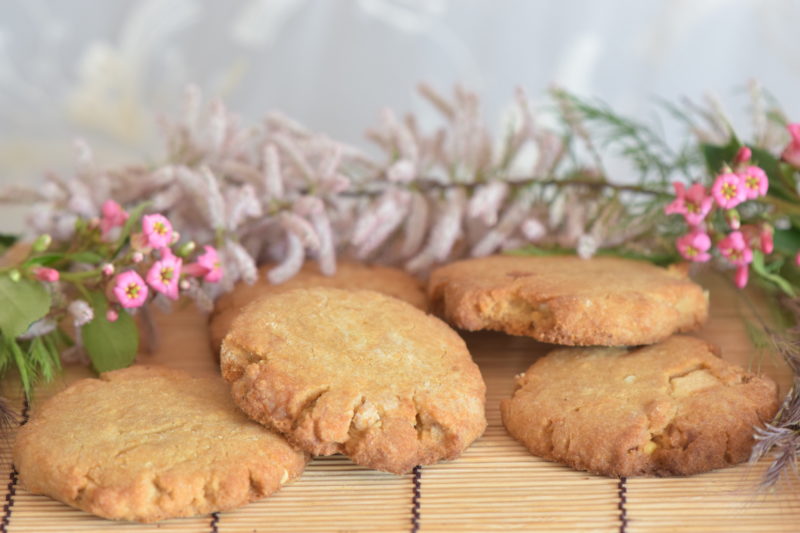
xmin=8 ymin=269 xmax=20 ymax=282
xmin=31 ymin=234 xmax=52 ymax=252
xmin=724 ymin=209 xmax=741 ymax=230
xmin=177 ymin=241 xmax=196 ymax=257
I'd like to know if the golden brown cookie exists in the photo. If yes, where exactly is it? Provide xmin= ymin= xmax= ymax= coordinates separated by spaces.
xmin=209 ymin=261 xmax=427 ymax=353
xmin=428 ymin=255 xmax=708 ymax=346
xmin=500 ymin=336 xmax=779 ymax=477
xmin=220 ymin=287 xmax=486 ymax=474
xmin=13 ymin=366 xmax=308 ymax=523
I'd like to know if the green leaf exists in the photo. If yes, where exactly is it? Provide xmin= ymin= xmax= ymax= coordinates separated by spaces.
xmin=81 ymin=291 xmax=138 ymax=373
xmin=22 ymin=252 xmax=65 ymax=267
xmin=751 ymin=250 xmax=797 ymax=297
xmin=0 ymin=275 xmax=52 ymax=338
xmin=7 ymin=337 xmax=31 ymax=397
xmin=69 ymin=251 xmax=104 ymax=264
xmin=773 ymin=228 xmax=800 ymax=256
xmin=700 ymin=137 xmax=740 ymax=176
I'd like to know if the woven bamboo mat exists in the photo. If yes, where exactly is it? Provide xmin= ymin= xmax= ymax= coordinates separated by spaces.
xmin=2 ymin=275 xmax=799 ymax=532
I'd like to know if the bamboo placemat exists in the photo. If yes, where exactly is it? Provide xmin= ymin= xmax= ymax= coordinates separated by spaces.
xmin=2 ymin=275 xmax=799 ymax=532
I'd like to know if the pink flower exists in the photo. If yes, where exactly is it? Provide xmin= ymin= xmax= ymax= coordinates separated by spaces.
xmin=760 ymin=225 xmax=774 ymax=254
xmin=106 ymin=309 xmax=119 ymax=322
xmin=718 ymin=231 xmax=753 ymax=266
xmin=102 ymin=263 xmax=115 ymax=276
xmin=738 ymin=166 xmax=768 ymax=199
xmin=100 ymin=200 xmax=129 ymax=236
xmin=184 ymin=245 xmax=223 ymax=283
xmin=664 ymin=182 xmax=714 ymax=226
xmin=112 ymin=270 xmax=148 ymax=308
xmin=781 ymin=123 xmax=800 ymax=168
xmin=33 ymin=267 xmax=59 ymax=282
xmin=146 ymin=253 xmax=182 ymax=300
xmin=734 ymin=146 xmax=752 ymax=165
xmin=676 ymin=231 xmax=712 ymax=262
xmin=735 ymin=265 xmax=749 ymax=289
xmin=796 ymin=251 xmax=800 ymax=267
xmin=711 ymin=173 xmax=747 ymax=209
xmin=142 ymin=214 xmax=173 ymax=249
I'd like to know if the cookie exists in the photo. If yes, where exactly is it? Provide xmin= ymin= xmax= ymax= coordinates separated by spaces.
xmin=13 ymin=366 xmax=308 ymax=522
xmin=428 ymin=255 xmax=708 ymax=346
xmin=500 ymin=336 xmax=779 ymax=477
xmin=209 ymin=261 xmax=427 ymax=353
xmin=220 ymin=287 xmax=486 ymax=474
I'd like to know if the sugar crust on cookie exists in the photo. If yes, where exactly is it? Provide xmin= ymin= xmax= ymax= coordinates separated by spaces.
xmin=500 ymin=336 xmax=779 ymax=477
xmin=221 ymin=287 xmax=486 ymax=474
xmin=13 ymin=366 xmax=308 ymax=523
xmin=428 ymin=255 xmax=709 ymax=346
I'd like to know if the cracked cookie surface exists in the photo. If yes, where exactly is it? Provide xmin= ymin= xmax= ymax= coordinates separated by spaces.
xmin=13 ymin=366 xmax=308 ymax=522
xmin=210 ymin=261 xmax=428 ymax=354
xmin=500 ymin=336 xmax=779 ymax=477
xmin=428 ymin=255 xmax=708 ymax=346
xmin=220 ymin=287 xmax=487 ymax=474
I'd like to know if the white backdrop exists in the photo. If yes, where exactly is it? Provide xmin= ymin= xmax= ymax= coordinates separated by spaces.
xmin=2 ymin=0 xmax=800 ymax=232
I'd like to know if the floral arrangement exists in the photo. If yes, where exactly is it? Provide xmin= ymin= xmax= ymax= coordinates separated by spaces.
xmin=1 ymin=82 xmax=799 ymax=485
xmin=0 ymin=201 xmax=221 ymax=398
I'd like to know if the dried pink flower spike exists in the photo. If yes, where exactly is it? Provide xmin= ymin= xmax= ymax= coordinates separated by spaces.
xmin=781 ymin=123 xmax=800 ymax=168
xmin=664 ymin=182 xmax=713 ymax=226
xmin=142 ymin=214 xmax=174 ymax=249
xmin=112 ymin=270 xmax=148 ymax=308
xmin=718 ymin=230 xmax=753 ymax=266
xmin=146 ymin=253 xmax=183 ymax=300
xmin=738 ymin=166 xmax=769 ymax=199
xmin=99 ymin=200 xmax=129 ymax=236
xmin=711 ymin=172 xmax=747 ymax=209
xmin=676 ymin=230 xmax=712 ymax=262
xmin=33 ymin=267 xmax=59 ymax=282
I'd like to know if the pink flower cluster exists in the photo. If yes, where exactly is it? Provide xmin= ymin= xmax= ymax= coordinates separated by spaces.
xmin=100 ymin=207 xmax=223 ymax=321
xmin=665 ymin=145 xmax=772 ymax=288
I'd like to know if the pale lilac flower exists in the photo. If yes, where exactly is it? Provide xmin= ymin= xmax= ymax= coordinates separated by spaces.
xmin=268 ymin=232 xmax=304 ymax=284
xmin=521 ymin=218 xmax=546 ymax=241
xmin=280 ymin=212 xmax=320 ymax=249
xmin=576 ymin=234 xmax=598 ymax=259
xmin=387 ymin=159 xmax=416 ymax=183
xmin=399 ymin=192 xmax=430 ymax=258
xmin=112 ymin=271 xmax=148 ymax=308
xmin=468 ymin=182 xmax=509 ymax=226
xmin=67 ymin=299 xmax=94 ymax=327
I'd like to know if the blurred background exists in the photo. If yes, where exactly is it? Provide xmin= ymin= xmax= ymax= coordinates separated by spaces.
xmin=2 ymin=0 xmax=800 ymax=232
